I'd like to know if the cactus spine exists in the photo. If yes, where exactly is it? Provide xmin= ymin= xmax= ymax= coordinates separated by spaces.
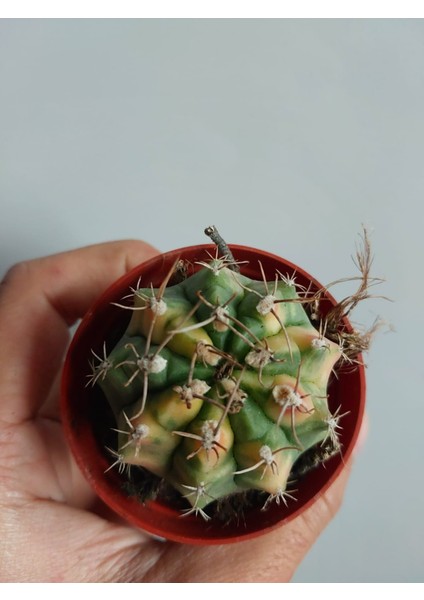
xmin=88 ymin=228 xmax=372 ymax=520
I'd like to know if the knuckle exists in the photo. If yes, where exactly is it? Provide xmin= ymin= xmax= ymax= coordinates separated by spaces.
xmin=1 ymin=260 xmax=31 ymax=287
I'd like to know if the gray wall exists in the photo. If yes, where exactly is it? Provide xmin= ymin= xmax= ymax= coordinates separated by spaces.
xmin=1 ymin=19 xmax=422 ymax=582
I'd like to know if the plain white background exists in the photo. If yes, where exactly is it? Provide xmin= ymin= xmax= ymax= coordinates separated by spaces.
xmin=0 ymin=19 xmax=423 ymax=582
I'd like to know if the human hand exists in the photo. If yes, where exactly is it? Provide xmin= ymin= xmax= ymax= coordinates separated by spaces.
xmin=0 ymin=240 xmax=364 ymax=582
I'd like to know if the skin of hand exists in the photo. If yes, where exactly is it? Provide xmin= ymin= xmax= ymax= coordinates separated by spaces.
xmin=0 ymin=240 xmax=366 ymax=583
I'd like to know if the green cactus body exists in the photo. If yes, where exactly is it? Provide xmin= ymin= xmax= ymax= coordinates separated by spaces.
xmin=93 ymin=254 xmax=343 ymax=518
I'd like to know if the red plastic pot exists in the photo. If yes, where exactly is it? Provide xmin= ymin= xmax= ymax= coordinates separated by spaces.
xmin=61 ymin=244 xmax=365 ymax=545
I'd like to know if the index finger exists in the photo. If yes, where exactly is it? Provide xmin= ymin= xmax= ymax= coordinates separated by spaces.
xmin=0 ymin=240 xmax=159 ymax=424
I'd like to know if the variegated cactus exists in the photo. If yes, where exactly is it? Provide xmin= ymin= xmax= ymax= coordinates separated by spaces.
xmin=88 ymin=227 xmax=373 ymax=520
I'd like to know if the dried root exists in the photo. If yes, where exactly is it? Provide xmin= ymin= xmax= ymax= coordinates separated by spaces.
xmin=310 ymin=227 xmax=390 ymax=362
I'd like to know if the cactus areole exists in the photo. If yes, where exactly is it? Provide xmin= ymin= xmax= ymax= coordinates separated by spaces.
xmin=61 ymin=234 xmax=366 ymax=544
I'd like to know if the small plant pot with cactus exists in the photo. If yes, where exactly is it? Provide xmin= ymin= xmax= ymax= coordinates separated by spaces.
xmin=61 ymin=227 xmax=377 ymax=545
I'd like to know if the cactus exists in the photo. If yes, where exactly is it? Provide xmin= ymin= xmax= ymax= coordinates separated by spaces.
xmin=87 ymin=227 xmax=377 ymax=521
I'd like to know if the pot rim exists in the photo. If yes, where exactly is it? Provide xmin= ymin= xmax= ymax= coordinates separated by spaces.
xmin=61 ymin=243 xmax=366 ymax=545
